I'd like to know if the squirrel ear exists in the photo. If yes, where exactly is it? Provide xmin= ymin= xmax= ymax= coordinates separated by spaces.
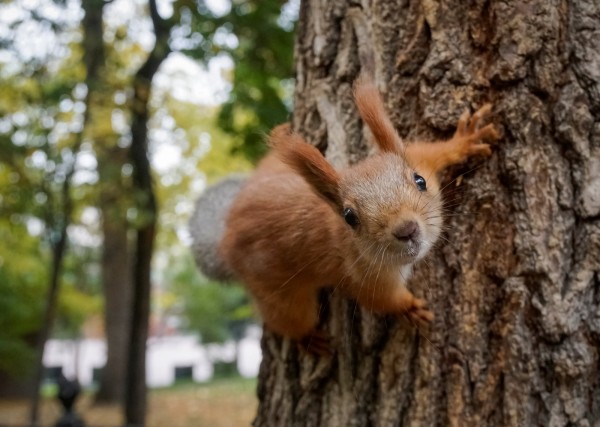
xmin=353 ymin=75 xmax=404 ymax=154
xmin=275 ymin=137 xmax=342 ymax=209
xmin=267 ymin=123 xmax=293 ymax=148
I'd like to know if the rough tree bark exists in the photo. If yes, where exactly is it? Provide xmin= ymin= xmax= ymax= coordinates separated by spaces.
xmin=254 ymin=1 xmax=600 ymax=426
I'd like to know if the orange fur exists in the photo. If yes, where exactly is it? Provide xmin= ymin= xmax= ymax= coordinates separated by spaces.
xmin=353 ymin=75 xmax=404 ymax=154
xmin=219 ymin=78 xmax=500 ymax=354
xmin=275 ymin=140 xmax=342 ymax=209
xmin=405 ymin=104 xmax=500 ymax=184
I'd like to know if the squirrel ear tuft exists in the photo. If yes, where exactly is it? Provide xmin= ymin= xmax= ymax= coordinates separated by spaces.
xmin=275 ymin=136 xmax=342 ymax=209
xmin=267 ymin=123 xmax=293 ymax=148
xmin=353 ymin=75 xmax=404 ymax=154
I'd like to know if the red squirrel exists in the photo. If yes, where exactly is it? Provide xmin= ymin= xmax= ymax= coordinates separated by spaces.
xmin=193 ymin=76 xmax=499 ymax=354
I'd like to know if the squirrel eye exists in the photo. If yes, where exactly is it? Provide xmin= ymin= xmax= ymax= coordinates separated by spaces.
xmin=414 ymin=173 xmax=427 ymax=192
xmin=343 ymin=207 xmax=360 ymax=227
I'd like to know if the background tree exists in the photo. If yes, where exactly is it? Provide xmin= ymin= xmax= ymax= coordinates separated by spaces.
xmin=0 ymin=0 xmax=297 ymax=423
xmin=70 ymin=0 xmax=135 ymax=406
xmin=97 ymin=0 xmax=296 ymax=407
xmin=28 ymin=0 xmax=106 ymax=422
xmin=0 ymin=0 xmax=114 ymax=403
xmin=123 ymin=0 xmax=170 ymax=422
xmin=253 ymin=0 xmax=600 ymax=426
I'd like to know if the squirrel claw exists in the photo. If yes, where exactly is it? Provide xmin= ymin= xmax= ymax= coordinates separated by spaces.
xmin=452 ymin=105 xmax=500 ymax=161
xmin=298 ymin=330 xmax=333 ymax=357
xmin=456 ymin=104 xmax=492 ymax=135
xmin=468 ymin=103 xmax=493 ymax=133
xmin=455 ymin=104 xmax=499 ymax=140
xmin=471 ymin=123 xmax=500 ymax=144
xmin=408 ymin=308 xmax=435 ymax=328
xmin=399 ymin=297 xmax=434 ymax=328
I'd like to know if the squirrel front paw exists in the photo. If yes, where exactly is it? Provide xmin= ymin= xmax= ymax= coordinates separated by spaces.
xmin=453 ymin=104 xmax=501 ymax=158
xmin=400 ymin=296 xmax=434 ymax=328
xmin=392 ymin=288 xmax=434 ymax=327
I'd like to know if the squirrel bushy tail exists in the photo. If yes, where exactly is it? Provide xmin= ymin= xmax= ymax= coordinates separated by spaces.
xmin=189 ymin=174 xmax=247 ymax=282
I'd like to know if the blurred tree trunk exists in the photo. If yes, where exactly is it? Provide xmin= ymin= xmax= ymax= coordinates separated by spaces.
xmin=124 ymin=0 xmax=170 ymax=424
xmin=254 ymin=1 xmax=600 ymax=426
xmin=72 ymin=0 xmax=135 ymax=406
xmin=96 ymin=147 xmax=133 ymax=404
xmin=28 ymin=1 xmax=105 ymax=425
xmin=28 ymin=209 xmax=69 ymax=427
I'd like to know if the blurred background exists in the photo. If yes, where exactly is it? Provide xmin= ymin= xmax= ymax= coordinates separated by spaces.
xmin=0 ymin=0 xmax=297 ymax=425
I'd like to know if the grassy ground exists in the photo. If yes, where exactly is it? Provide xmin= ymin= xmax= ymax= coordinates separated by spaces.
xmin=0 ymin=377 xmax=258 ymax=427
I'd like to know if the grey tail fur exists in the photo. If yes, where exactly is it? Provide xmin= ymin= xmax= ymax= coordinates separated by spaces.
xmin=188 ymin=174 xmax=247 ymax=282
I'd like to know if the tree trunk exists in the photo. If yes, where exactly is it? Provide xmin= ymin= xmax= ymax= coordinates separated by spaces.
xmin=79 ymin=0 xmax=134 ymax=404
xmin=28 ymin=1 xmax=105 ymax=425
xmin=96 ymin=146 xmax=132 ymax=404
xmin=254 ymin=1 xmax=600 ymax=426
xmin=124 ymin=0 xmax=170 ymax=424
xmin=28 ymin=218 xmax=68 ymax=427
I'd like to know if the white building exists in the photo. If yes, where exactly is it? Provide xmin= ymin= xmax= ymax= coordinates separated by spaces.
xmin=43 ymin=326 xmax=262 ymax=388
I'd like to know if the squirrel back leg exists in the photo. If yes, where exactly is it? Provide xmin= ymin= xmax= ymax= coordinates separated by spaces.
xmin=254 ymin=286 xmax=331 ymax=356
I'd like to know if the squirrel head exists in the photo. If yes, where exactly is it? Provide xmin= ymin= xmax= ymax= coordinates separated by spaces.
xmin=338 ymin=152 xmax=442 ymax=264
xmin=273 ymin=76 xmax=443 ymax=265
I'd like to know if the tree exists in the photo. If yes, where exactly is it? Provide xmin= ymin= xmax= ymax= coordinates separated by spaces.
xmin=253 ymin=1 xmax=600 ymax=426
xmin=124 ymin=0 xmax=170 ymax=423
xmin=0 ymin=3 xmax=80 ymax=402
xmin=82 ymin=0 xmax=134 ymax=404
xmin=95 ymin=143 xmax=133 ymax=404
xmin=25 ymin=0 xmax=106 ymax=422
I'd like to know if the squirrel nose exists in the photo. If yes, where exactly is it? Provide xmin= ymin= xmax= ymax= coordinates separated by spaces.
xmin=393 ymin=221 xmax=419 ymax=241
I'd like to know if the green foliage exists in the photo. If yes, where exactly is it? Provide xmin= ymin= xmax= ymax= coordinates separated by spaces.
xmin=166 ymin=254 xmax=254 ymax=344
xmin=55 ymin=286 xmax=102 ymax=338
xmin=216 ymin=1 xmax=296 ymax=161
xmin=175 ymin=0 xmax=297 ymax=162
xmin=54 ymin=243 xmax=102 ymax=338
xmin=212 ymin=361 xmax=239 ymax=379
xmin=0 ymin=221 xmax=45 ymax=376
xmin=181 ymin=280 xmax=248 ymax=343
